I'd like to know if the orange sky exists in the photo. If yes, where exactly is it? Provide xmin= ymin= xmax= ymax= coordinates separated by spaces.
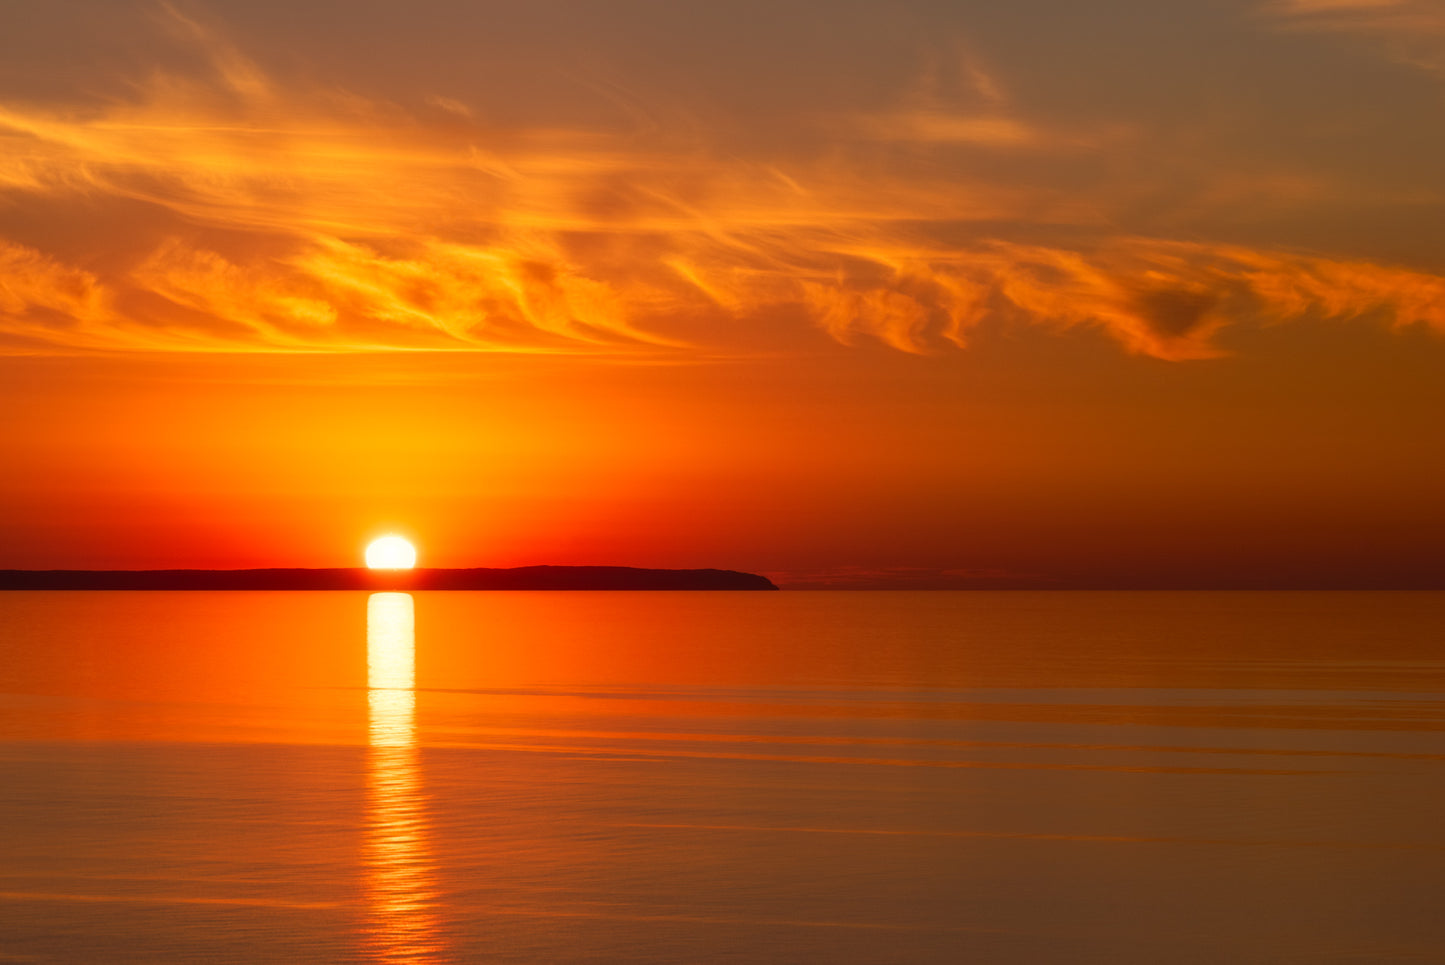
xmin=2 ymin=0 xmax=1444 ymax=586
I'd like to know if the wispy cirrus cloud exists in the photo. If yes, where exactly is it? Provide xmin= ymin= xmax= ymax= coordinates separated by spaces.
xmin=1 ymin=5 xmax=1444 ymax=359
xmin=834 ymin=44 xmax=1094 ymax=149
xmin=1263 ymin=0 xmax=1445 ymax=77
xmin=797 ymin=237 xmax=1445 ymax=360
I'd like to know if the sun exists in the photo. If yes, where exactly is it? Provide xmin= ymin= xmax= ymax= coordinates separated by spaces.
xmin=365 ymin=535 xmax=417 ymax=570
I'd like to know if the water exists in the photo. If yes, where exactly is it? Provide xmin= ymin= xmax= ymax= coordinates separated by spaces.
xmin=1 ymin=590 xmax=1443 ymax=963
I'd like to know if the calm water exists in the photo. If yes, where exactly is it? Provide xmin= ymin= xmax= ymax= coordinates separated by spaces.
xmin=2 ymin=591 xmax=1444 ymax=963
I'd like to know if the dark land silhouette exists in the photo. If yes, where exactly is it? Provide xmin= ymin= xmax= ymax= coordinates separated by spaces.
xmin=0 ymin=566 xmax=779 ymax=591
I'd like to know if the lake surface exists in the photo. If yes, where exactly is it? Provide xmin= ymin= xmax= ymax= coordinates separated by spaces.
xmin=2 ymin=590 xmax=1443 ymax=963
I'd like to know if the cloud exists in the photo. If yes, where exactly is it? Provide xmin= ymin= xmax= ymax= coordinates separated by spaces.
xmin=832 ymin=43 xmax=1084 ymax=148
xmin=1263 ymin=0 xmax=1445 ymax=77
xmin=153 ymin=0 xmax=273 ymax=100
xmin=0 ymin=242 xmax=113 ymax=350
xmin=0 ymin=6 xmax=1443 ymax=359
xmin=840 ymin=112 xmax=1055 ymax=147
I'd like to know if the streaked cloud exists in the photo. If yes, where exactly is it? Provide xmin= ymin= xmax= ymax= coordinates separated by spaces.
xmin=1 ymin=4 xmax=1443 ymax=360
xmin=1264 ymin=0 xmax=1445 ymax=77
xmin=834 ymin=45 xmax=1086 ymax=149
xmin=841 ymin=112 xmax=1054 ymax=147
xmin=0 ymin=243 xmax=112 ymax=349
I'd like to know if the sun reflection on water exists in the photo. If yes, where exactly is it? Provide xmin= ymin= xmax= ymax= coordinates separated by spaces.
xmin=365 ymin=592 xmax=444 ymax=963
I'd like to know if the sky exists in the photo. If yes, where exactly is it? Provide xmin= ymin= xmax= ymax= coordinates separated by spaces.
xmin=1 ymin=0 xmax=1443 ymax=587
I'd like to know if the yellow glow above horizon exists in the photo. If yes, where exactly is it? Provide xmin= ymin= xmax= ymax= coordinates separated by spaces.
xmin=366 ymin=536 xmax=417 ymax=570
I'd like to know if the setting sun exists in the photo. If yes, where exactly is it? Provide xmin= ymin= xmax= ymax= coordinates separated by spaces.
xmin=5 ymin=1 xmax=1445 ymax=961
xmin=365 ymin=536 xmax=417 ymax=570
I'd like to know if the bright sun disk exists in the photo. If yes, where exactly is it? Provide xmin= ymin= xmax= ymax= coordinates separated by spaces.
xmin=366 ymin=536 xmax=417 ymax=570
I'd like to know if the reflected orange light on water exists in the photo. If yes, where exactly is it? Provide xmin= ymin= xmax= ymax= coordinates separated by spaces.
xmin=365 ymin=592 xmax=444 ymax=963
xmin=368 ymin=593 xmax=417 ymax=747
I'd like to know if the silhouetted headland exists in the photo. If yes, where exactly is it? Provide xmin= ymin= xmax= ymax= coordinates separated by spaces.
xmin=0 ymin=566 xmax=778 ymax=591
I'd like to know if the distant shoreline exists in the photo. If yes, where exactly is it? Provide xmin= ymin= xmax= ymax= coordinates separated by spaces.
xmin=0 ymin=566 xmax=779 ymax=591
